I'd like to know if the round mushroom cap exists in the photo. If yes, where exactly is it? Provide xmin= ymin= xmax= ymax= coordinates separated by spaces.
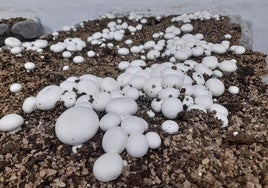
xmin=102 ymin=126 xmax=128 ymax=153
xmin=99 ymin=113 xmax=121 ymax=131
xmin=5 ymin=37 xmax=22 ymax=47
xmin=0 ymin=114 xmax=24 ymax=132
xmin=55 ymin=106 xmax=99 ymax=146
xmin=161 ymin=97 xmax=183 ymax=119
xmin=205 ymin=78 xmax=225 ymax=97
xmin=126 ymin=134 xmax=149 ymax=158
xmin=93 ymin=153 xmax=124 ymax=182
xmin=161 ymin=120 xmax=179 ymax=134
xmin=145 ymin=132 xmax=161 ymax=149
xmin=121 ymin=116 xmax=148 ymax=135
xmin=36 ymin=85 xmax=63 ymax=110
xmin=105 ymin=97 xmax=138 ymax=115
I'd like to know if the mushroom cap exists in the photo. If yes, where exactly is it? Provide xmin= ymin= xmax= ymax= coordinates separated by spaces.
xmin=201 ymin=56 xmax=218 ymax=69
xmin=228 ymin=86 xmax=239 ymax=95
xmin=121 ymin=116 xmax=148 ymax=135
xmin=93 ymin=153 xmax=123 ymax=182
xmin=194 ymin=95 xmax=213 ymax=110
xmin=55 ymin=106 xmax=99 ymax=146
xmin=10 ymin=83 xmax=22 ymax=93
xmin=161 ymin=97 xmax=183 ymax=119
xmin=143 ymin=76 xmax=162 ymax=98
xmin=126 ymin=134 xmax=149 ymax=158
xmin=209 ymin=104 xmax=228 ymax=116
xmin=105 ymin=97 xmax=138 ymax=115
xmin=102 ymin=126 xmax=128 ymax=153
xmin=161 ymin=120 xmax=179 ymax=134
xmin=145 ymin=132 xmax=161 ymax=149
xmin=218 ymin=60 xmax=237 ymax=73
xmin=5 ymin=37 xmax=22 ymax=47
xmin=22 ymin=96 xmax=36 ymax=113
xmin=36 ymin=85 xmax=63 ymax=110
xmin=99 ymin=113 xmax=121 ymax=131
xmin=205 ymin=78 xmax=225 ymax=97
xmin=0 ymin=114 xmax=24 ymax=132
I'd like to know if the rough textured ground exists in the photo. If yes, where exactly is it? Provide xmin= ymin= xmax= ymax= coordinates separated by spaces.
xmin=0 ymin=15 xmax=267 ymax=188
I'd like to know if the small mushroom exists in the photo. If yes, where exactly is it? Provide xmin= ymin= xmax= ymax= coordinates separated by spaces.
xmin=161 ymin=120 xmax=179 ymax=134
xmin=93 ymin=153 xmax=124 ymax=182
xmin=0 ymin=114 xmax=24 ymax=133
xmin=126 ymin=134 xmax=149 ymax=158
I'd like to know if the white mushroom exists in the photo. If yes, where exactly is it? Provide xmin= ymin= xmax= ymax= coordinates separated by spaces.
xmin=143 ymin=77 xmax=162 ymax=98
xmin=0 ymin=114 xmax=24 ymax=133
xmin=161 ymin=120 xmax=179 ymax=134
xmin=209 ymin=104 xmax=228 ymax=116
xmin=36 ymin=85 xmax=63 ymax=110
xmin=100 ymin=113 xmax=121 ymax=131
xmin=161 ymin=97 xmax=183 ymax=119
xmin=145 ymin=132 xmax=161 ymax=149
xmin=55 ymin=106 xmax=99 ymax=146
xmin=105 ymin=97 xmax=138 ymax=115
xmin=24 ymin=62 xmax=36 ymax=72
xmin=102 ymin=126 xmax=128 ymax=153
xmin=205 ymin=78 xmax=225 ymax=97
xmin=22 ymin=96 xmax=36 ymax=113
xmin=73 ymin=56 xmax=84 ymax=64
xmin=181 ymin=23 xmax=193 ymax=32
xmin=10 ymin=46 xmax=23 ymax=55
xmin=10 ymin=83 xmax=22 ymax=93
xmin=126 ymin=134 xmax=149 ymax=158
xmin=5 ymin=37 xmax=22 ymax=47
xmin=228 ymin=86 xmax=239 ymax=94
xmin=93 ymin=153 xmax=124 ymax=182
xmin=194 ymin=95 xmax=213 ymax=110
xmin=121 ymin=116 xmax=148 ymax=135
xmin=118 ymin=48 xmax=129 ymax=56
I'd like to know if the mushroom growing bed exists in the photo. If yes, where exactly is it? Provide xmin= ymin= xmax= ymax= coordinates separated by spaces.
xmin=0 ymin=11 xmax=267 ymax=187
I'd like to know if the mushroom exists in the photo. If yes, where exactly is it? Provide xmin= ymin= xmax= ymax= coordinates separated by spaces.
xmin=228 ymin=86 xmax=239 ymax=94
xmin=24 ymin=62 xmax=36 ymax=72
xmin=145 ymin=132 xmax=161 ymax=149
xmin=143 ymin=76 xmax=162 ymax=98
xmin=126 ymin=134 xmax=149 ymax=158
xmin=4 ymin=37 xmax=22 ymax=47
xmin=105 ymin=97 xmax=138 ymax=115
xmin=118 ymin=61 xmax=130 ymax=70
xmin=87 ymin=50 xmax=96 ymax=57
xmin=55 ymin=106 xmax=99 ymax=146
xmin=93 ymin=153 xmax=124 ymax=182
xmin=22 ymin=96 xmax=36 ymax=113
xmin=92 ymin=92 xmax=112 ymax=112
xmin=161 ymin=120 xmax=179 ymax=134
xmin=209 ymin=104 xmax=228 ymax=116
xmin=161 ymin=97 xmax=183 ymax=119
xmin=100 ymin=113 xmax=121 ymax=131
xmin=10 ymin=46 xmax=23 ymax=55
xmin=102 ymin=126 xmax=128 ymax=153
xmin=121 ymin=116 xmax=148 ymax=135
xmin=205 ymin=78 xmax=225 ymax=97
xmin=10 ymin=83 xmax=22 ymax=93
xmin=35 ymin=85 xmax=63 ymax=110
xmin=194 ymin=95 xmax=213 ymax=110
xmin=130 ymin=59 xmax=146 ymax=67
xmin=0 ymin=114 xmax=24 ymax=133
xmin=212 ymin=43 xmax=227 ymax=54
xmin=218 ymin=60 xmax=237 ymax=73
xmin=181 ymin=23 xmax=193 ymax=32
xmin=118 ymin=48 xmax=130 ymax=56
xmin=73 ymin=56 xmax=84 ymax=64
xmin=62 ymin=51 xmax=72 ymax=58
